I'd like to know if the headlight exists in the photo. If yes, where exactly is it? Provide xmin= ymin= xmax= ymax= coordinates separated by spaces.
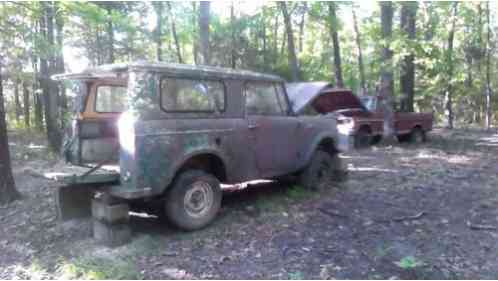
xmin=337 ymin=116 xmax=355 ymax=134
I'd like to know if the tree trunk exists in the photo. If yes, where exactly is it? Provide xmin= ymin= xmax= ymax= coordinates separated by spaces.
xmin=22 ymin=81 xmax=30 ymax=128
xmin=352 ymin=6 xmax=367 ymax=95
xmin=400 ymin=2 xmax=417 ymax=112
xmin=298 ymin=3 xmax=307 ymax=53
xmin=14 ymin=79 xmax=21 ymax=124
xmin=485 ymin=2 xmax=492 ymax=129
xmin=444 ymin=2 xmax=458 ymax=129
xmin=0 ymin=64 xmax=20 ymax=205
xmin=192 ymin=2 xmax=198 ymax=65
xmin=153 ymin=2 xmax=163 ymax=61
xmin=379 ymin=1 xmax=395 ymax=138
xmin=41 ymin=1 xmax=62 ymax=152
xmin=230 ymin=2 xmax=236 ymax=69
xmin=55 ymin=2 xmax=67 ymax=128
xmin=167 ymin=2 xmax=183 ymax=64
xmin=279 ymin=2 xmax=300 ymax=82
xmin=199 ymin=1 xmax=210 ymax=65
xmin=105 ymin=5 xmax=115 ymax=63
xmin=328 ymin=2 xmax=344 ymax=88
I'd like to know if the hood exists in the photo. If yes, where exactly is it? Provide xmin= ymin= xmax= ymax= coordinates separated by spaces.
xmin=286 ymin=82 xmax=365 ymax=114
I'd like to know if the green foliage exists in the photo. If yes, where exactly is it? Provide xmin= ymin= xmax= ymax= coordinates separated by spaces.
xmin=394 ymin=256 xmax=425 ymax=269
xmin=56 ymin=256 xmax=142 ymax=280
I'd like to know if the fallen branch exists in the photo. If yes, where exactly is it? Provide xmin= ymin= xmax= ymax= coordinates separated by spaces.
xmin=392 ymin=211 xmax=426 ymax=222
xmin=318 ymin=208 xmax=348 ymax=218
xmin=467 ymin=221 xmax=497 ymax=231
xmin=374 ymin=211 xmax=426 ymax=223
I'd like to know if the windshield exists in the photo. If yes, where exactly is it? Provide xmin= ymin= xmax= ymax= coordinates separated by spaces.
xmin=360 ymin=96 xmax=376 ymax=111
xmin=95 ymin=85 xmax=127 ymax=113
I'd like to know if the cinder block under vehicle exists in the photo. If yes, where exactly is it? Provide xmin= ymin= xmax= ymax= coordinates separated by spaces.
xmin=49 ymin=62 xmax=351 ymax=231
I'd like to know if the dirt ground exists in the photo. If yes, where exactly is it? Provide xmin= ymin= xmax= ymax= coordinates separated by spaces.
xmin=1 ymin=128 xmax=498 ymax=279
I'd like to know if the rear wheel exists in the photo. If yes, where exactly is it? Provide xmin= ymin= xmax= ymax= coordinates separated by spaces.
xmin=354 ymin=127 xmax=372 ymax=148
xmin=409 ymin=127 xmax=426 ymax=144
xmin=299 ymin=150 xmax=346 ymax=190
xmin=164 ymin=170 xmax=222 ymax=231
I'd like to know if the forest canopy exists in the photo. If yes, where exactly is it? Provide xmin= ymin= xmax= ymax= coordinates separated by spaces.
xmin=0 ymin=1 xmax=497 ymax=145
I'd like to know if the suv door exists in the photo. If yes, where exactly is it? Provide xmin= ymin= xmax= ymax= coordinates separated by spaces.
xmin=244 ymin=81 xmax=300 ymax=177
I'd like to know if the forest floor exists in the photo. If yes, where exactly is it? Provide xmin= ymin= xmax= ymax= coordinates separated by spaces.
xmin=1 ymin=128 xmax=498 ymax=279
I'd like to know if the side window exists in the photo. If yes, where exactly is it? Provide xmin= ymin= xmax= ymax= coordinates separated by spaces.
xmin=245 ymin=82 xmax=285 ymax=116
xmin=160 ymin=77 xmax=225 ymax=112
xmin=95 ymin=85 xmax=127 ymax=113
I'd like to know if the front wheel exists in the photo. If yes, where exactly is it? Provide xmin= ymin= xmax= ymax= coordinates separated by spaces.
xmin=164 ymin=170 xmax=222 ymax=231
xmin=299 ymin=150 xmax=346 ymax=191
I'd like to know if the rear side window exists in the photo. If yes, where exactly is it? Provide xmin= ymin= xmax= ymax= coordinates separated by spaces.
xmin=160 ymin=77 xmax=225 ymax=112
xmin=245 ymin=82 xmax=286 ymax=116
xmin=95 ymin=85 xmax=127 ymax=113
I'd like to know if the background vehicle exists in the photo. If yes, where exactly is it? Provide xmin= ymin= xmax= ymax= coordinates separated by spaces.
xmin=286 ymin=82 xmax=433 ymax=148
xmin=54 ymin=62 xmax=351 ymax=231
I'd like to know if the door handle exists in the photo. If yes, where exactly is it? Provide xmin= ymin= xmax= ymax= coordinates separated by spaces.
xmin=248 ymin=124 xmax=259 ymax=130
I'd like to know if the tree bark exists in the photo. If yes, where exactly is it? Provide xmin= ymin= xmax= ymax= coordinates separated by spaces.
xmin=14 ymin=79 xmax=21 ymax=123
xmin=298 ymin=3 xmax=307 ymax=53
xmin=40 ymin=1 xmax=62 ymax=152
xmin=105 ymin=5 xmax=115 ymax=63
xmin=22 ymin=81 xmax=30 ymax=128
xmin=55 ymin=2 xmax=67 ymax=128
xmin=444 ymin=2 xmax=458 ymax=129
xmin=485 ymin=1 xmax=492 ymax=129
xmin=279 ymin=2 xmax=300 ymax=82
xmin=328 ymin=2 xmax=344 ymax=88
xmin=230 ymin=2 xmax=236 ymax=69
xmin=0 ymin=63 xmax=20 ymax=205
xmin=352 ymin=6 xmax=366 ymax=95
xmin=192 ymin=2 xmax=198 ymax=65
xmin=199 ymin=1 xmax=210 ymax=65
xmin=400 ymin=2 xmax=417 ymax=112
xmin=167 ymin=2 xmax=183 ymax=64
xmin=379 ymin=1 xmax=395 ymax=138
xmin=153 ymin=2 xmax=163 ymax=61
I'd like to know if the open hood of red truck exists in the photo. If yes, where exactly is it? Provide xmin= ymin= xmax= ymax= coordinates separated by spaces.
xmin=286 ymin=82 xmax=366 ymax=114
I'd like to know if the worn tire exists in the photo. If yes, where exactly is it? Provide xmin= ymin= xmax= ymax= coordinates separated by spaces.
xmin=354 ymin=128 xmax=372 ymax=148
xmin=370 ymin=135 xmax=382 ymax=145
xmin=299 ymin=150 xmax=345 ymax=190
xmin=164 ymin=170 xmax=222 ymax=231
xmin=409 ymin=127 xmax=426 ymax=143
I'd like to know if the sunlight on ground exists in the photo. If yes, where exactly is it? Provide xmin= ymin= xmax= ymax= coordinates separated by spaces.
xmin=349 ymin=166 xmax=398 ymax=173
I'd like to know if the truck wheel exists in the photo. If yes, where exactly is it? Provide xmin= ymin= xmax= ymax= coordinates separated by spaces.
xmin=299 ymin=150 xmax=341 ymax=190
xmin=164 ymin=170 xmax=222 ymax=231
xmin=409 ymin=128 xmax=426 ymax=143
xmin=354 ymin=128 xmax=371 ymax=148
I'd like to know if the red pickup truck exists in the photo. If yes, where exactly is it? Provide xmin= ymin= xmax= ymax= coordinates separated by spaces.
xmin=286 ymin=82 xmax=433 ymax=147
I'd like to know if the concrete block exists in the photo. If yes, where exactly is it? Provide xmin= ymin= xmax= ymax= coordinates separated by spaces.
xmin=91 ymin=199 xmax=129 ymax=224
xmin=54 ymin=185 xmax=96 ymax=221
xmin=93 ymin=220 xmax=131 ymax=247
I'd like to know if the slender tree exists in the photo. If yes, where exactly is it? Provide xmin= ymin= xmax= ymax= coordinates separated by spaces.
xmin=485 ymin=2 xmax=492 ymax=129
xmin=379 ymin=1 xmax=395 ymax=138
xmin=14 ymin=78 xmax=21 ymax=123
xmin=230 ymin=1 xmax=236 ymax=69
xmin=279 ymin=1 xmax=300 ymax=81
xmin=328 ymin=2 xmax=344 ymax=88
xmin=0 ymin=62 xmax=20 ymax=205
xmin=167 ymin=2 xmax=183 ymax=64
xmin=22 ymin=81 xmax=29 ymax=128
xmin=352 ymin=5 xmax=366 ymax=95
xmin=199 ymin=1 xmax=210 ymax=65
xmin=400 ymin=2 xmax=418 ymax=112
xmin=444 ymin=2 xmax=458 ymax=129
xmin=152 ymin=2 xmax=163 ymax=61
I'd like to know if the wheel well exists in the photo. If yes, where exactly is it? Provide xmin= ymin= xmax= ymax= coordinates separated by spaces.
xmin=358 ymin=125 xmax=372 ymax=134
xmin=178 ymin=154 xmax=227 ymax=182
xmin=317 ymin=138 xmax=338 ymax=156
